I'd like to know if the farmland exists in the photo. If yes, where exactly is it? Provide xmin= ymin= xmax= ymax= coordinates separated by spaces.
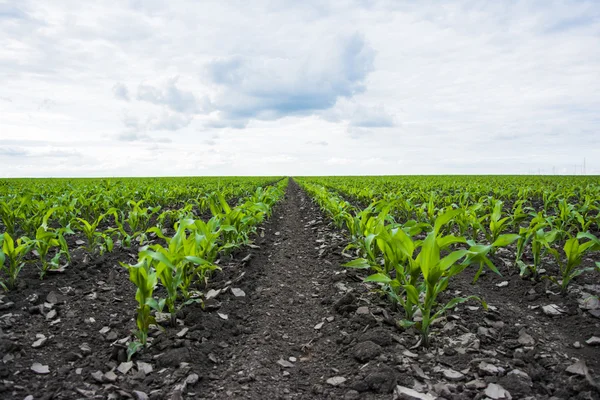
xmin=0 ymin=176 xmax=599 ymax=399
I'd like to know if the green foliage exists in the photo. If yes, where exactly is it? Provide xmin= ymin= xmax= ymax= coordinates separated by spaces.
xmin=0 ymin=232 xmax=34 ymax=290
xmin=120 ymin=258 xmax=163 ymax=359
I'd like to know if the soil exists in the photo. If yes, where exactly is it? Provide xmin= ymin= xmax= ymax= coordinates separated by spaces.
xmin=0 ymin=179 xmax=598 ymax=399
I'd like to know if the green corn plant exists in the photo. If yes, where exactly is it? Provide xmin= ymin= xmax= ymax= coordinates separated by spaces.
xmin=545 ymin=232 xmax=600 ymax=294
xmin=138 ymin=249 xmax=185 ymax=327
xmin=401 ymin=211 xmax=486 ymax=347
xmin=157 ymin=204 xmax=194 ymax=230
xmin=484 ymin=200 xmax=513 ymax=251
xmin=23 ymin=209 xmax=72 ymax=279
xmin=462 ymin=233 xmax=520 ymax=283
xmin=120 ymin=258 xmax=164 ymax=360
xmin=147 ymin=218 xmax=221 ymax=298
xmin=516 ymin=226 xmax=559 ymax=279
xmin=75 ymin=209 xmax=117 ymax=255
xmin=0 ymin=198 xmax=27 ymax=237
xmin=511 ymin=200 xmax=532 ymax=229
xmin=0 ymin=233 xmax=34 ymax=290
xmin=345 ymin=223 xmax=421 ymax=321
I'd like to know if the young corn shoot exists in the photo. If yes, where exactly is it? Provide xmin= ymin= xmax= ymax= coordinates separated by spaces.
xmin=545 ymin=232 xmax=600 ymax=294
xmin=402 ymin=213 xmax=486 ymax=347
xmin=0 ymin=233 xmax=34 ymax=290
xmin=120 ymin=258 xmax=164 ymax=360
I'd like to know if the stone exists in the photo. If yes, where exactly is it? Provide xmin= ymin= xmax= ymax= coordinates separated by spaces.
xmin=80 ymin=343 xmax=92 ymax=355
xmin=277 ymin=359 xmax=295 ymax=368
xmin=31 ymin=363 xmax=50 ymax=374
xmin=136 ymin=361 xmax=153 ymax=375
xmin=496 ymin=281 xmax=509 ymax=287
xmin=117 ymin=361 xmax=133 ymax=374
xmin=402 ymin=350 xmax=418 ymax=358
xmin=542 ymin=304 xmax=564 ymax=316
xmin=217 ymin=313 xmax=228 ymax=320
xmin=133 ymin=391 xmax=149 ymax=400
xmin=205 ymin=289 xmax=221 ymax=300
xmin=314 ymin=322 xmax=324 ymax=330
xmin=99 ymin=326 xmax=110 ymax=334
xmin=394 ymin=385 xmax=435 ymax=400
xmin=91 ymin=370 xmax=104 ymax=382
xmin=442 ymin=369 xmax=464 ymax=381
xmin=176 ymin=327 xmax=189 ymax=338
xmin=465 ymin=379 xmax=487 ymax=389
xmin=566 ymin=360 xmax=588 ymax=376
xmin=45 ymin=309 xmax=57 ymax=320
xmin=582 ymin=296 xmax=600 ymax=310
xmin=484 ymin=383 xmax=512 ymax=400
xmin=104 ymin=371 xmax=118 ymax=382
xmin=585 ymin=336 xmax=600 ymax=346
xmin=46 ymin=291 xmax=62 ymax=304
xmin=479 ymin=361 xmax=501 ymax=375
xmin=356 ymin=306 xmax=370 ymax=315
xmin=353 ymin=341 xmax=382 ymax=362
xmin=186 ymin=373 xmax=199 ymax=385
xmin=518 ymin=330 xmax=535 ymax=346
xmin=326 ymin=376 xmax=347 ymax=386
xmin=573 ymin=341 xmax=581 ymax=349
xmin=32 ymin=334 xmax=47 ymax=348
xmin=231 ymin=288 xmax=246 ymax=297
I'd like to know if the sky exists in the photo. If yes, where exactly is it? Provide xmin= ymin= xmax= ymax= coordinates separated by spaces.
xmin=0 ymin=0 xmax=599 ymax=177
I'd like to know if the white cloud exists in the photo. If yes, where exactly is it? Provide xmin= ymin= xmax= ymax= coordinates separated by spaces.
xmin=0 ymin=0 xmax=599 ymax=176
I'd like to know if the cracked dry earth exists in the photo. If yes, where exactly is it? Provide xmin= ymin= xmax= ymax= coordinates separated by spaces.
xmin=1 ymin=179 xmax=600 ymax=399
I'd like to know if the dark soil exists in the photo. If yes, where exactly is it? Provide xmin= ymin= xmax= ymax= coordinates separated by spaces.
xmin=0 ymin=179 xmax=599 ymax=399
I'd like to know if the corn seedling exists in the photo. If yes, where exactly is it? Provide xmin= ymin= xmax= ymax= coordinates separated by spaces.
xmin=0 ymin=233 xmax=34 ymax=290
xmin=545 ymin=232 xmax=600 ymax=294
xmin=120 ymin=258 xmax=164 ymax=360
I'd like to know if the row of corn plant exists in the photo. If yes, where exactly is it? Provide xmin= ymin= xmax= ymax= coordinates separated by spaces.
xmin=0 ymin=177 xmax=284 ymax=289
xmin=298 ymin=178 xmax=600 ymax=346
xmin=120 ymin=181 xmax=287 ymax=359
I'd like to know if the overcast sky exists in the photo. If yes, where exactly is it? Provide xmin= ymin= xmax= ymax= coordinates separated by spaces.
xmin=1 ymin=0 xmax=599 ymax=177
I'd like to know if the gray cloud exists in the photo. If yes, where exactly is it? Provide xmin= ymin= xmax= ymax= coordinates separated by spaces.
xmin=113 ymin=83 xmax=130 ymax=101
xmin=203 ymin=33 xmax=375 ymax=126
xmin=115 ymin=132 xmax=172 ymax=143
xmin=349 ymin=105 xmax=395 ymax=128
xmin=137 ymin=78 xmax=206 ymax=114
xmin=0 ymin=146 xmax=28 ymax=157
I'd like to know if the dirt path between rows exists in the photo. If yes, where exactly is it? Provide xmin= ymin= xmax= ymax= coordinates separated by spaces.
xmin=198 ymin=179 xmax=389 ymax=399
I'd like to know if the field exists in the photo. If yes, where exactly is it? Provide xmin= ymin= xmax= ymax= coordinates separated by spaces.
xmin=0 ymin=176 xmax=599 ymax=399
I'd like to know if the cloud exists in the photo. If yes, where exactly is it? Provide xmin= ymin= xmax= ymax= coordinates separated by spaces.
xmin=0 ymin=146 xmax=28 ymax=157
xmin=1 ymin=1 xmax=599 ymax=176
xmin=113 ymin=83 xmax=130 ymax=101
xmin=349 ymin=105 xmax=395 ymax=128
xmin=0 ymin=145 xmax=82 ymax=159
xmin=146 ymin=111 xmax=192 ymax=131
xmin=115 ymin=131 xmax=172 ymax=143
xmin=203 ymin=33 xmax=375 ymax=126
xmin=137 ymin=77 xmax=207 ymax=114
